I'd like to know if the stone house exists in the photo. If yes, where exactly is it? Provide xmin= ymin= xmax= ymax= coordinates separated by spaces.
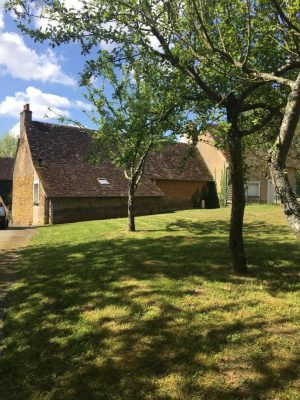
xmin=12 ymin=105 xmax=213 ymax=226
xmin=0 ymin=157 xmax=14 ymax=207
xmin=197 ymin=131 xmax=300 ymax=204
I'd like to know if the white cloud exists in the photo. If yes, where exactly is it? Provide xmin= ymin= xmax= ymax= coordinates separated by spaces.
xmin=0 ymin=86 xmax=92 ymax=123
xmin=74 ymin=100 xmax=94 ymax=112
xmin=99 ymin=39 xmax=116 ymax=52
xmin=0 ymin=0 xmax=5 ymax=31
xmin=9 ymin=122 xmax=20 ymax=138
xmin=0 ymin=87 xmax=71 ymax=120
xmin=148 ymin=35 xmax=162 ymax=51
xmin=176 ymin=135 xmax=188 ymax=143
xmin=0 ymin=32 xmax=75 ymax=85
xmin=63 ymin=0 xmax=86 ymax=11
xmin=33 ymin=7 xmax=59 ymax=31
xmin=99 ymin=21 xmax=118 ymax=51
xmin=32 ymin=0 xmax=90 ymax=31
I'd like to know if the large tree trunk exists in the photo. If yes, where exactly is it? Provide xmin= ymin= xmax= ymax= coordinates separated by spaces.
xmin=227 ymin=99 xmax=248 ymax=274
xmin=269 ymin=73 xmax=300 ymax=235
xmin=128 ymin=181 xmax=136 ymax=232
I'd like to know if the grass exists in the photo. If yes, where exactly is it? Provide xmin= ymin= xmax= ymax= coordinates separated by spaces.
xmin=1 ymin=205 xmax=300 ymax=400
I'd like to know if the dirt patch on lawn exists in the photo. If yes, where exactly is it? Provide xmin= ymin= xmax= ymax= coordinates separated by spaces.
xmin=0 ymin=228 xmax=36 ymax=330
xmin=0 ymin=228 xmax=36 ymax=251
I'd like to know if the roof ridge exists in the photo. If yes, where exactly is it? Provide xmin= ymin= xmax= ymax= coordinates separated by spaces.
xmin=31 ymin=120 xmax=91 ymax=131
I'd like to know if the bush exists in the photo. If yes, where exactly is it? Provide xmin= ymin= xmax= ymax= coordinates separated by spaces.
xmin=218 ymin=167 xmax=228 ymax=207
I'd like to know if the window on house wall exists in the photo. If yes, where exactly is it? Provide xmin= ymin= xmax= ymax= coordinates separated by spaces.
xmin=33 ymin=180 xmax=39 ymax=204
xmin=97 ymin=178 xmax=110 ymax=185
xmin=245 ymin=181 xmax=260 ymax=197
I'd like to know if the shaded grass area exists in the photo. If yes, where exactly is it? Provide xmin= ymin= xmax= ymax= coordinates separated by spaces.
xmin=1 ymin=205 xmax=300 ymax=400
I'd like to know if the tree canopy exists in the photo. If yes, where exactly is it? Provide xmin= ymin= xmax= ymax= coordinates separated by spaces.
xmin=83 ymin=59 xmax=186 ymax=231
xmin=0 ymin=133 xmax=18 ymax=158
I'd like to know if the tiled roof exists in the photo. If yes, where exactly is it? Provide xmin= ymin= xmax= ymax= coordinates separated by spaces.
xmin=26 ymin=121 xmax=212 ymax=198
xmin=0 ymin=158 xmax=14 ymax=180
xmin=145 ymin=143 xmax=212 ymax=181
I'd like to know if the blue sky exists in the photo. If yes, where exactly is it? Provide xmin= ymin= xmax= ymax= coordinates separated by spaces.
xmin=0 ymin=1 xmax=97 ymax=138
xmin=0 ymin=1 xmax=182 ymax=142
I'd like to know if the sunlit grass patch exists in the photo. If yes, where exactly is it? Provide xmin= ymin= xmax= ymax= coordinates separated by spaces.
xmin=1 ymin=205 xmax=300 ymax=399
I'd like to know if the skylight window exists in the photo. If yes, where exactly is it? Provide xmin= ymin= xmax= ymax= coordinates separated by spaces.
xmin=98 ymin=178 xmax=110 ymax=185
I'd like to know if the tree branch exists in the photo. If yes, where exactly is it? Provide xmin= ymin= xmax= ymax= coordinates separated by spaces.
xmin=242 ymin=0 xmax=252 ymax=67
xmin=270 ymin=0 xmax=300 ymax=34
xmin=241 ymin=109 xmax=281 ymax=137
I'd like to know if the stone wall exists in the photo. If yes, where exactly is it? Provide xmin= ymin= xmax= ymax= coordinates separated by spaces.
xmin=12 ymin=134 xmax=35 ymax=225
xmin=32 ymin=185 xmax=49 ymax=225
xmin=51 ymin=196 xmax=165 ymax=224
xmin=12 ymin=135 xmax=34 ymax=225
xmin=12 ymin=176 xmax=33 ymax=225
xmin=156 ymin=179 xmax=205 ymax=200
xmin=32 ymin=170 xmax=49 ymax=225
xmin=50 ymin=191 xmax=207 ymax=225
xmin=196 ymin=134 xmax=228 ymax=192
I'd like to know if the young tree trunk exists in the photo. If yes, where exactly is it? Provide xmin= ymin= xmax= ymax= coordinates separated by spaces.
xmin=269 ymin=73 xmax=300 ymax=235
xmin=227 ymin=99 xmax=248 ymax=274
xmin=125 ymin=145 xmax=152 ymax=233
xmin=128 ymin=181 xmax=136 ymax=232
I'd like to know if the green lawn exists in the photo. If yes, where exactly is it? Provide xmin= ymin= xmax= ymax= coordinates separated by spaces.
xmin=1 ymin=205 xmax=300 ymax=400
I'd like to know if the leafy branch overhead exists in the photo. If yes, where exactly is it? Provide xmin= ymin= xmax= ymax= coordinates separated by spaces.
xmin=0 ymin=133 xmax=18 ymax=158
xmin=85 ymin=59 xmax=186 ymax=176
xmin=7 ymin=1 xmax=293 ymax=131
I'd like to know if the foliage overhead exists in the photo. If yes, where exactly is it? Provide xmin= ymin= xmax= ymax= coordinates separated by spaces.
xmin=84 ymin=59 xmax=187 ymax=185
xmin=7 ymin=0 xmax=299 ymax=134
xmin=0 ymin=133 xmax=18 ymax=158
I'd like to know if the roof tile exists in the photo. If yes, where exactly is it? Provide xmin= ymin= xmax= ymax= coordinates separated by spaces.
xmin=26 ymin=122 xmax=212 ymax=198
xmin=0 ymin=158 xmax=14 ymax=180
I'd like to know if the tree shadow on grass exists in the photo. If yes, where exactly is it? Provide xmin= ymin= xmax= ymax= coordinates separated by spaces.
xmin=0 ymin=219 xmax=300 ymax=400
xmin=165 ymin=218 xmax=290 ymax=237
xmin=0 ymin=249 xmax=22 ymax=326
xmin=166 ymin=218 xmax=300 ymax=292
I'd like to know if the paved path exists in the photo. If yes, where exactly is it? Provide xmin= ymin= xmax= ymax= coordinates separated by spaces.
xmin=0 ymin=228 xmax=36 ymax=331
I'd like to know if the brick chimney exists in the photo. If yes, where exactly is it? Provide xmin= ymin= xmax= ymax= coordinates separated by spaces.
xmin=20 ymin=104 xmax=32 ymax=137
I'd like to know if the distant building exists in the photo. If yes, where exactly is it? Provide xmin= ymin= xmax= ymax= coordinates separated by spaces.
xmin=197 ymin=131 xmax=300 ymax=204
xmin=12 ymin=105 xmax=213 ymax=225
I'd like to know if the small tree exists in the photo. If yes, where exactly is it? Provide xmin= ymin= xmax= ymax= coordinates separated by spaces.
xmin=218 ymin=166 xmax=228 ymax=208
xmin=0 ymin=133 xmax=17 ymax=158
xmin=84 ymin=62 xmax=184 ymax=231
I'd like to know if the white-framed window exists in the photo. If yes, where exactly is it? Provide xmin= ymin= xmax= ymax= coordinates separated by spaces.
xmin=97 ymin=178 xmax=110 ymax=185
xmin=33 ymin=179 xmax=39 ymax=204
xmin=245 ymin=181 xmax=261 ymax=197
